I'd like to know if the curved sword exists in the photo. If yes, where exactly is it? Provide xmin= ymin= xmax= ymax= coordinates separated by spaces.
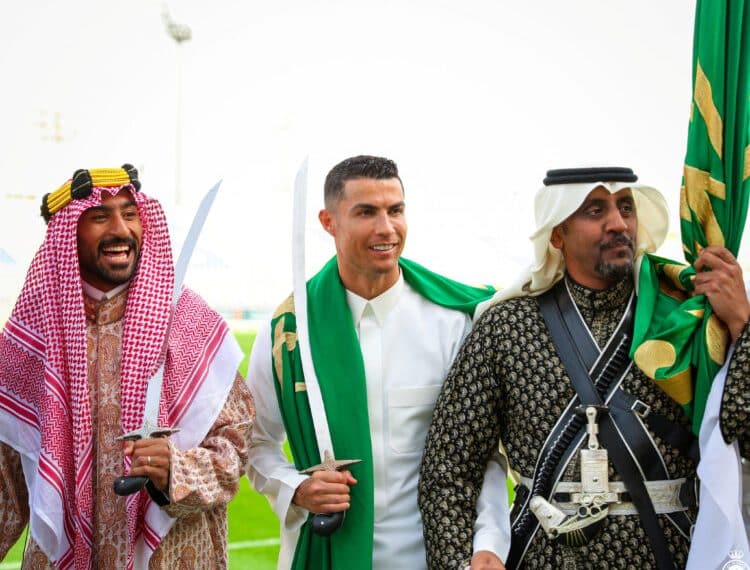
xmin=292 ymin=159 xmax=360 ymax=535
xmin=292 ymin=158 xmax=334 ymax=458
xmin=114 ymin=180 xmax=222 ymax=496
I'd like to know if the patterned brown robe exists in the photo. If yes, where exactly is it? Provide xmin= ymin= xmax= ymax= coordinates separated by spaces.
xmin=419 ymin=275 xmax=750 ymax=569
xmin=0 ymin=289 xmax=255 ymax=569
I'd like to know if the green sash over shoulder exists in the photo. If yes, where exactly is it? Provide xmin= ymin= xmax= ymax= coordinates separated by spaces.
xmin=270 ymin=256 xmax=494 ymax=570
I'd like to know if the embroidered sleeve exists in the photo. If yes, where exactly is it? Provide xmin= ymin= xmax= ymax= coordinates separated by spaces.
xmin=0 ymin=442 xmax=29 ymax=558
xmin=720 ymin=321 xmax=750 ymax=455
xmin=418 ymin=306 xmax=505 ymax=569
xmin=163 ymin=375 xmax=255 ymax=517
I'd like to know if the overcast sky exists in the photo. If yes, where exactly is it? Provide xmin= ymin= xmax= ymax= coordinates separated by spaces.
xmin=0 ymin=0 xmax=702 ymax=318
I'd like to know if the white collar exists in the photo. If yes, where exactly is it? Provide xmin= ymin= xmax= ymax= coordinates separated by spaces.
xmin=81 ymin=280 xmax=130 ymax=301
xmin=346 ymin=273 xmax=404 ymax=327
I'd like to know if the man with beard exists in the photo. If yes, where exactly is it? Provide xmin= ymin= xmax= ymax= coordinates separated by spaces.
xmin=0 ymin=166 xmax=255 ymax=568
xmin=247 ymin=155 xmax=510 ymax=569
xmin=419 ymin=167 xmax=750 ymax=569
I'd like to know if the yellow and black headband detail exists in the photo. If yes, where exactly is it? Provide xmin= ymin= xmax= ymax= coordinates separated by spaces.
xmin=41 ymin=163 xmax=141 ymax=223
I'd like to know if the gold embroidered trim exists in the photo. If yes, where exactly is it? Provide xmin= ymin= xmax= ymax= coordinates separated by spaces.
xmin=633 ymin=339 xmax=677 ymax=378
xmin=272 ymin=319 xmax=286 ymax=386
xmin=633 ymin=340 xmax=695 ymax=404
xmin=661 ymin=262 xmax=690 ymax=289
xmin=683 ymin=165 xmax=725 ymax=246
xmin=272 ymin=311 xmax=299 ymax=387
xmin=694 ymin=62 xmax=723 ymax=159
xmin=679 ymin=186 xmax=691 ymax=222
xmin=706 ymin=314 xmax=729 ymax=365
xmin=657 ymin=368 xmax=693 ymax=406
xmin=684 ymin=164 xmax=726 ymax=199
xmin=273 ymin=294 xmax=295 ymax=319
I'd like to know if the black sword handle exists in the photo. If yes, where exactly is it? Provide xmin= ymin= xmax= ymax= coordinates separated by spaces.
xmin=311 ymin=511 xmax=345 ymax=536
xmin=113 ymin=475 xmax=149 ymax=496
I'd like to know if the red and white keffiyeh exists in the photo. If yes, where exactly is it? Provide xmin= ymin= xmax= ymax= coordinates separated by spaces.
xmin=0 ymin=184 xmax=241 ymax=569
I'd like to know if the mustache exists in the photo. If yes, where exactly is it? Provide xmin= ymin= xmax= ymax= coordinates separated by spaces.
xmin=98 ymin=237 xmax=138 ymax=252
xmin=600 ymin=234 xmax=634 ymax=251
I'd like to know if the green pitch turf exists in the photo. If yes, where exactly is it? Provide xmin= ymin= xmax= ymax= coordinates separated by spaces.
xmin=227 ymin=330 xmax=282 ymax=569
xmin=2 ymin=330 xmax=284 ymax=569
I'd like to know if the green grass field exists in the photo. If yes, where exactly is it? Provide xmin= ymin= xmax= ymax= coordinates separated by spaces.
xmin=2 ymin=330 xmax=284 ymax=569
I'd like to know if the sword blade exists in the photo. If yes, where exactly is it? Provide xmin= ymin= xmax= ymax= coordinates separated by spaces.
xmin=292 ymin=158 xmax=335 ymax=458
xmin=173 ymin=180 xmax=221 ymax=302
xmin=133 ymin=180 xmax=222 ymax=435
xmin=142 ymin=367 xmax=164 ymax=429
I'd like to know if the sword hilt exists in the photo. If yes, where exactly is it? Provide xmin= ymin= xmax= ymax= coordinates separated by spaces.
xmin=311 ymin=511 xmax=346 ymax=536
xmin=300 ymin=450 xmax=360 ymax=536
xmin=113 ymin=475 xmax=149 ymax=496
xmin=113 ymin=425 xmax=178 ymax=495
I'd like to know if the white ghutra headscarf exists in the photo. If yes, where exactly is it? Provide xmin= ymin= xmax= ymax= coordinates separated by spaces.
xmin=475 ymin=169 xmax=670 ymax=319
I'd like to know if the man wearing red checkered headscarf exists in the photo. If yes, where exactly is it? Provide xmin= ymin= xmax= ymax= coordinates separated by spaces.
xmin=0 ymin=165 xmax=255 ymax=569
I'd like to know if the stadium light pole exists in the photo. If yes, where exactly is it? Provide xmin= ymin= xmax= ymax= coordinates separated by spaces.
xmin=162 ymin=5 xmax=191 ymax=206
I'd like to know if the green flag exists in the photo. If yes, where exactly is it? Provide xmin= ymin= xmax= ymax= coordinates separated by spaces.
xmin=631 ymin=0 xmax=750 ymax=434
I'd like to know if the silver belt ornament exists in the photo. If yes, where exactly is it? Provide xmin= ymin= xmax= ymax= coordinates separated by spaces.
xmin=113 ymin=181 xmax=222 ymax=497
xmin=537 ymin=479 xmax=689 ymax=516
xmin=528 ymin=406 xmax=689 ymax=546
xmin=530 ymin=406 xmax=617 ymax=547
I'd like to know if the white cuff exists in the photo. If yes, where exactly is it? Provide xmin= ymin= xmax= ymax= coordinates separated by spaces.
xmin=472 ymin=530 xmax=507 ymax=560
xmin=277 ymin=471 xmax=310 ymax=532
xmin=472 ymin=454 xmax=511 ymax=562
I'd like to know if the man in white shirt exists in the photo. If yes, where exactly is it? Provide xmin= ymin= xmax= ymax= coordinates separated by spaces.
xmin=247 ymin=155 xmax=510 ymax=569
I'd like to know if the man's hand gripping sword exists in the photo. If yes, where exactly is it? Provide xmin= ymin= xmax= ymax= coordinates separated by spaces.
xmin=112 ymin=368 xmax=179 ymax=496
xmin=300 ymin=451 xmax=362 ymax=536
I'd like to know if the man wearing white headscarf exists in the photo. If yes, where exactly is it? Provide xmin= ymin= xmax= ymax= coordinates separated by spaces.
xmin=419 ymin=167 xmax=750 ymax=569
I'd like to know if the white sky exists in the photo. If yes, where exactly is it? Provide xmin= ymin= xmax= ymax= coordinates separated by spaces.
xmin=0 ymin=0 xmax=706 ymax=319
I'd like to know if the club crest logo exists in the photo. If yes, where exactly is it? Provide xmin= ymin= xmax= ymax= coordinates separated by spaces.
xmin=723 ymin=549 xmax=750 ymax=570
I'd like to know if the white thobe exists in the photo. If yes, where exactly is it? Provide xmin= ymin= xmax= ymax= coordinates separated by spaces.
xmin=687 ymin=346 xmax=750 ymax=569
xmin=247 ymin=275 xmax=510 ymax=569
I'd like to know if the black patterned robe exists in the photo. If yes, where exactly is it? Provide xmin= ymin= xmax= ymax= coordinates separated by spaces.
xmin=418 ymin=275 xmax=750 ymax=569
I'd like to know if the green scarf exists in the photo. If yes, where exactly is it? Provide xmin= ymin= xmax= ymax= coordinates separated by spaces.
xmin=631 ymin=0 xmax=750 ymax=434
xmin=269 ymin=257 xmax=494 ymax=569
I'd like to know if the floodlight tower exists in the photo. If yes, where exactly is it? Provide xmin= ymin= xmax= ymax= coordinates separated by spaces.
xmin=162 ymin=5 xmax=191 ymax=206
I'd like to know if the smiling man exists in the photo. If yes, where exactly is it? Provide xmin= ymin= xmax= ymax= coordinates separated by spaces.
xmin=419 ymin=167 xmax=750 ymax=569
xmin=0 ymin=165 xmax=254 ymax=568
xmin=76 ymin=190 xmax=143 ymax=290
xmin=247 ymin=155 xmax=510 ymax=569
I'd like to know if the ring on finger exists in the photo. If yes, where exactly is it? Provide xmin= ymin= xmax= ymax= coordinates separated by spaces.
xmin=147 ymin=455 xmax=152 ymax=467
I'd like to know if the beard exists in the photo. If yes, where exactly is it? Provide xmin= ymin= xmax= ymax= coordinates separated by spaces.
xmin=89 ymin=237 xmax=140 ymax=287
xmin=595 ymin=234 xmax=635 ymax=283
xmin=88 ymin=259 xmax=138 ymax=286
